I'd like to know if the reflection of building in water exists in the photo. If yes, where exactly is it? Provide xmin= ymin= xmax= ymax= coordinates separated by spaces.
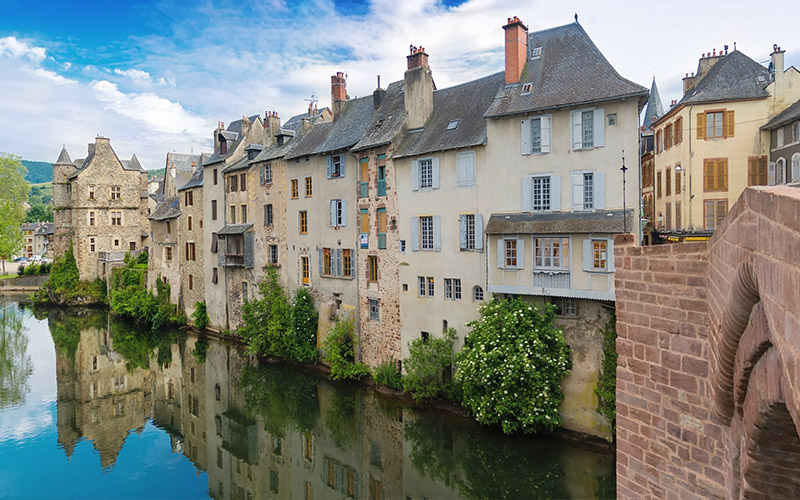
xmin=54 ymin=313 xmax=153 ymax=468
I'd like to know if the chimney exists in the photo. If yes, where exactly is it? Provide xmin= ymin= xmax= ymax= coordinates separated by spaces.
xmin=331 ymin=72 xmax=347 ymax=120
xmin=263 ymin=111 xmax=281 ymax=144
xmin=301 ymin=116 xmax=312 ymax=135
xmin=682 ymin=72 xmax=696 ymax=95
xmin=214 ymin=121 xmax=224 ymax=153
xmin=404 ymin=45 xmax=434 ymax=129
xmin=88 ymin=142 xmax=95 ymax=157
xmin=191 ymin=160 xmax=197 ymax=174
xmin=696 ymin=49 xmax=724 ymax=81
xmin=503 ymin=16 xmax=528 ymax=84
xmin=771 ymin=44 xmax=785 ymax=84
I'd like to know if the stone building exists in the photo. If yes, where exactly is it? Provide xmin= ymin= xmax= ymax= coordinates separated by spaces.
xmin=19 ymin=222 xmax=52 ymax=258
xmin=52 ymin=137 xmax=150 ymax=280
xmin=762 ymin=97 xmax=800 ymax=183
xmin=640 ymin=77 xmax=664 ymax=244
xmin=178 ymin=169 xmax=205 ymax=322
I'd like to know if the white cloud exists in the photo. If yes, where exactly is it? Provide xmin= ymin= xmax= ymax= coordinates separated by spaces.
xmin=30 ymin=68 xmax=77 ymax=86
xmin=0 ymin=36 xmax=46 ymax=63
xmin=113 ymin=68 xmax=153 ymax=82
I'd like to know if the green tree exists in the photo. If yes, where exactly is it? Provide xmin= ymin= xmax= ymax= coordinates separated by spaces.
xmin=0 ymin=154 xmax=29 ymax=274
xmin=0 ymin=303 xmax=32 ymax=408
xmin=25 ymin=204 xmax=53 ymax=223
xmin=291 ymin=287 xmax=318 ymax=362
xmin=403 ymin=328 xmax=457 ymax=400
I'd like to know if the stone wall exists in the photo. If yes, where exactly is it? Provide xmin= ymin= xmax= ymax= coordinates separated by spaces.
xmin=180 ymin=186 xmax=205 ymax=321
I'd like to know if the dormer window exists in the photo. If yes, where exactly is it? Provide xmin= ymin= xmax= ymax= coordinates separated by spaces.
xmin=446 ymin=119 xmax=460 ymax=131
xmin=521 ymin=83 xmax=533 ymax=95
xmin=220 ymin=139 xmax=227 ymax=155
xmin=530 ymin=47 xmax=542 ymax=59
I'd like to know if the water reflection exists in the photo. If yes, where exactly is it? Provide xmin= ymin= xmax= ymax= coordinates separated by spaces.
xmin=0 ymin=303 xmax=32 ymax=409
xmin=14 ymin=304 xmax=614 ymax=499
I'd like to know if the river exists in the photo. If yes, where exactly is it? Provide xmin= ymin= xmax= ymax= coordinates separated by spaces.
xmin=0 ymin=297 xmax=614 ymax=499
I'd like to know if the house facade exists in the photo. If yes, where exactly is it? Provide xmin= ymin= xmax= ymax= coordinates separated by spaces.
xmin=762 ymin=98 xmax=800 ymax=184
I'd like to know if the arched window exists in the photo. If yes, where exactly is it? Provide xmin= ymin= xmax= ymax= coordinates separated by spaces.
xmin=473 ymin=285 xmax=484 ymax=302
xmin=777 ymin=158 xmax=787 ymax=184
xmin=792 ymin=153 xmax=800 ymax=183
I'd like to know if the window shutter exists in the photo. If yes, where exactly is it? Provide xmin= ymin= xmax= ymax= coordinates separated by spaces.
xmin=541 ymin=115 xmax=551 ymax=153
xmin=497 ymin=239 xmax=504 ymax=268
xmin=593 ymin=108 xmax=605 ymax=147
xmin=411 ymin=217 xmax=419 ymax=251
xmin=340 ymin=200 xmax=347 ymax=226
xmin=335 ymin=248 xmax=342 ymax=276
xmin=792 ymin=154 xmax=800 ymax=182
xmin=582 ymin=239 xmax=592 ymax=271
xmin=468 ymin=153 xmax=476 ymax=186
xmin=457 ymin=154 xmax=465 ymax=187
xmin=595 ymin=171 xmax=606 ymax=209
xmin=411 ymin=160 xmax=420 ymax=191
xmin=350 ymin=249 xmax=355 ymax=278
xmin=475 ymin=214 xmax=484 ymax=251
xmin=724 ymin=111 xmax=735 ymax=138
xmin=697 ymin=113 xmax=706 ymax=139
xmin=768 ymin=161 xmax=776 ymax=185
xmin=571 ymin=172 xmax=583 ymax=211
xmin=432 ymin=158 xmax=440 ymax=189
xmin=521 ymin=176 xmax=532 ymax=211
xmin=330 ymin=200 xmax=337 ymax=226
xmin=607 ymin=238 xmax=616 ymax=271
xmin=318 ymin=248 xmax=323 ymax=275
xmin=326 ymin=155 xmax=332 ymax=178
xmin=459 ymin=215 xmax=467 ymax=249
xmin=521 ymin=119 xmax=531 ymax=155
xmin=571 ymin=110 xmax=582 ymax=150
xmin=516 ymin=238 xmax=525 ymax=269
xmin=259 ymin=165 xmax=264 ymax=185
xmin=433 ymin=215 xmax=441 ymax=252
xmin=340 ymin=155 xmax=346 ymax=177
xmin=550 ymin=174 xmax=561 ymax=211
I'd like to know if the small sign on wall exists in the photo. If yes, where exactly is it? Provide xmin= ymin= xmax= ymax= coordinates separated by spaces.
xmin=360 ymin=233 xmax=369 ymax=248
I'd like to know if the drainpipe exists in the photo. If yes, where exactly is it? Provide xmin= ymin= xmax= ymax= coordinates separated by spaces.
xmin=688 ymin=105 xmax=694 ymax=231
xmin=349 ymin=151 xmax=363 ymax=363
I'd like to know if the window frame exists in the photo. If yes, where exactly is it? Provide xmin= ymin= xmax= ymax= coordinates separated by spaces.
xmin=533 ymin=236 xmax=570 ymax=270
xmin=299 ymin=211 xmax=308 ymax=234
xmin=703 ymin=158 xmax=729 ymax=192
xmin=368 ymin=298 xmax=380 ymax=321
xmin=419 ymin=158 xmax=433 ymax=189
xmin=305 ymin=176 xmax=313 ymax=197
xmin=590 ymin=239 xmax=609 ymax=271
xmin=704 ymin=199 xmax=728 ymax=230
xmin=291 ymin=179 xmax=299 ymax=199
xmin=420 ymin=215 xmax=434 ymax=250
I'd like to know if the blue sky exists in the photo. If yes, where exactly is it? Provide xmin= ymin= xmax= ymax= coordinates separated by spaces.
xmin=1 ymin=0 xmax=799 ymax=168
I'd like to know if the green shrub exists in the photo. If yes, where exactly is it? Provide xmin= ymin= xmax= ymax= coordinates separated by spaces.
xmin=291 ymin=287 xmax=318 ymax=363
xmin=456 ymin=297 xmax=571 ymax=434
xmin=373 ymin=360 xmax=403 ymax=390
xmin=109 ymin=263 xmax=183 ymax=330
xmin=34 ymin=242 xmax=104 ymax=304
xmin=322 ymin=317 xmax=369 ymax=381
xmin=595 ymin=309 xmax=617 ymax=432
xmin=192 ymin=337 xmax=209 ymax=363
xmin=239 ymin=266 xmax=292 ymax=357
xmin=403 ymin=329 xmax=457 ymax=400
xmin=191 ymin=301 xmax=210 ymax=330
xmin=23 ymin=264 xmax=39 ymax=276
xmin=39 ymin=262 xmax=50 ymax=274
xmin=48 ymin=241 xmax=79 ymax=290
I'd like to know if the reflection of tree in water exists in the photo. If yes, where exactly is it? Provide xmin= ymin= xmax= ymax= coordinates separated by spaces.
xmin=239 ymin=363 xmax=320 ymax=437
xmin=404 ymin=415 xmax=599 ymax=500
xmin=109 ymin=318 xmax=181 ymax=372
xmin=324 ymin=388 xmax=359 ymax=450
xmin=44 ymin=307 xmax=107 ymax=365
xmin=0 ymin=303 xmax=32 ymax=408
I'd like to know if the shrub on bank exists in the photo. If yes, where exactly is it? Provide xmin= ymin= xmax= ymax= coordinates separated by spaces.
xmin=34 ymin=242 xmax=105 ymax=304
xmin=373 ymin=360 xmax=403 ymax=390
xmin=403 ymin=329 xmax=457 ymax=400
xmin=595 ymin=309 xmax=617 ymax=432
xmin=109 ymin=257 xmax=184 ymax=330
xmin=191 ymin=301 xmax=210 ymax=330
xmin=456 ymin=297 xmax=571 ymax=434
xmin=322 ymin=317 xmax=369 ymax=381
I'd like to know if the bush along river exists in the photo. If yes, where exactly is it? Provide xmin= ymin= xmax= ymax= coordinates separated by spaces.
xmin=0 ymin=297 xmax=615 ymax=499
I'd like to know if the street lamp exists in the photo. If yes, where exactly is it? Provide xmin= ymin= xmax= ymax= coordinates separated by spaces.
xmin=621 ymin=151 xmax=628 ymax=233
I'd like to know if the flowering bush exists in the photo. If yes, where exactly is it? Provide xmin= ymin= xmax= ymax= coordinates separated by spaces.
xmin=455 ymin=297 xmax=571 ymax=434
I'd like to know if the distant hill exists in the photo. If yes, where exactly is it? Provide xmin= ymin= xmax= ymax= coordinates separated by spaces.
xmin=21 ymin=160 xmax=53 ymax=184
xmin=148 ymin=168 xmax=165 ymax=180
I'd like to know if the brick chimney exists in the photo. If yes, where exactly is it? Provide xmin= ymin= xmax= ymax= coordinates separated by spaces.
xmin=503 ymin=16 xmax=528 ymax=85
xmin=331 ymin=72 xmax=347 ymax=120
xmin=682 ymin=73 xmax=696 ymax=95
xmin=263 ymin=111 xmax=281 ymax=144
xmin=404 ymin=45 xmax=434 ymax=129
xmin=696 ymin=50 xmax=724 ymax=81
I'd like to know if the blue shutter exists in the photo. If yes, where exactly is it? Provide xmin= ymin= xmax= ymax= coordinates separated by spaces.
xmin=571 ymin=110 xmax=582 ymax=150
xmin=522 ymin=176 xmax=532 ymax=212
xmin=582 ymin=238 xmax=592 ymax=271
xmin=595 ymin=171 xmax=606 ymax=209
xmin=318 ymin=248 xmax=323 ymax=275
xmin=607 ymin=238 xmax=615 ymax=271
xmin=326 ymin=155 xmax=332 ymax=178
xmin=459 ymin=215 xmax=467 ymax=250
xmin=259 ymin=165 xmax=264 ymax=185
xmin=340 ymin=200 xmax=347 ymax=226
xmin=432 ymin=158 xmax=440 ymax=189
xmin=521 ymin=119 xmax=531 ymax=155
xmin=467 ymin=153 xmax=475 ymax=186
xmin=594 ymin=108 xmax=605 ymax=147
xmin=349 ymin=249 xmax=355 ymax=278
xmin=330 ymin=200 xmax=336 ymax=226
xmin=411 ymin=161 xmax=420 ymax=191
xmin=433 ymin=215 xmax=441 ymax=251
xmin=335 ymin=248 xmax=342 ymax=276
xmin=475 ymin=214 xmax=484 ymax=251
xmin=516 ymin=238 xmax=525 ymax=269
xmin=340 ymin=154 xmax=346 ymax=178
xmin=411 ymin=217 xmax=419 ymax=251
xmin=541 ymin=115 xmax=551 ymax=153
xmin=571 ymin=172 xmax=583 ymax=211
xmin=550 ymin=175 xmax=561 ymax=211
xmin=496 ymin=239 xmax=504 ymax=268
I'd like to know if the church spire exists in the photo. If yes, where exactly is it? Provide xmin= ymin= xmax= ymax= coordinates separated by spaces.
xmin=642 ymin=76 xmax=665 ymax=130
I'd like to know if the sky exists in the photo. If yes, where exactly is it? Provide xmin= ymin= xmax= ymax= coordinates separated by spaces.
xmin=1 ymin=0 xmax=799 ymax=169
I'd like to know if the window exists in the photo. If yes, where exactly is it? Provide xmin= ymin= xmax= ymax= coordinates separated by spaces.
xmin=188 ymin=274 xmax=193 ymax=290
xmin=269 ymin=245 xmax=278 ymax=265
xmin=676 ymin=201 xmax=682 ymax=229
xmin=775 ymin=158 xmax=788 ymax=185
xmin=504 ymin=239 xmax=518 ymax=268
xmin=185 ymin=190 xmax=193 ymax=206
xmin=665 ymin=124 xmax=673 ymax=149
xmin=551 ymin=297 xmax=577 ymax=316
xmin=447 ymin=119 xmax=460 ymax=130
xmin=656 ymin=130 xmax=663 ymax=154
xmin=704 ymin=199 xmax=728 ymax=230
xmin=420 ymin=216 xmax=434 ymax=250
xmin=657 ymin=171 xmax=662 ymax=198
xmin=377 ymin=208 xmax=387 ymax=249
xmin=88 ymin=185 xmax=95 ymax=200
xmin=239 ymin=172 xmax=246 ymax=191
xmin=229 ymin=174 xmax=238 ymax=192
xmin=327 ymin=154 xmax=345 ymax=178
xmin=230 ymin=205 xmax=236 ymax=223
xmin=607 ymin=113 xmax=617 ymax=126
xmin=360 ymin=209 xmax=369 ymax=234
xmin=342 ymin=250 xmax=352 ymax=277
xmin=703 ymin=158 xmax=728 ymax=191
xmin=418 ymin=276 xmax=432 ymax=297
xmin=532 ymin=175 xmax=551 ymax=211
xmin=359 ymin=158 xmax=369 ymax=198
xmin=89 ymin=211 xmax=95 ymax=226
xmin=185 ymin=242 xmax=196 ymax=261
xmin=165 ymin=246 xmax=173 ymax=262
xmin=777 ymin=127 xmax=785 ymax=148
xmin=264 ymin=204 xmax=273 ymax=226
xmin=305 ymin=176 xmax=312 ymax=197
xmin=794 ymin=122 xmax=800 ymax=143
xmin=90 ymin=237 xmax=95 ymax=252
xmin=591 ymin=239 xmax=608 ymax=271
xmin=212 ymin=267 xmax=218 ymax=284
xmin=473 ymin=285 xmax=484 ymax=301
xmin=459 ymin=214 xmax=480 ymax=250
xmin=241 ymin=204 xmax=247 ymax=223
xmin=666 ymin=202 xmax=672 ymax=230
xmin=110 ymin=186 xmax=121 ymax=200
xmin=242 ymin=282 xmax=248 ymax=302
xmin=291 ymin=179 xmax=299 ymax=199
xmin=419 ymin=159 xmax=433 ymax=189
xmin=444 ymin=278 xmax=462 ymax=300
xmin=570 ymin=108 xmax=604 ymax=150
xmin=368 ymin=255 xmax=378 ymax=282
xmin=675 ymin=117 xmax=683 ymax=144
xmin=166 ymin=221 xmax=171 ymax=235
xmin=411 ymin=157 xmax=439 ymax=191
xmin=748 ymin=156 xmax=768 ymax=186
xmin=666 ymin=167 xmax=671 ymax=196
xmin=211 ymin=200 xmax=217 ymax=220
xmin=330 ymin=200 xmax=347 ymax=227
xmin=698 ymin=110 xmax=733 ymax=139
xmin=323 ymin=248 xmax=332 ymax=275
xmin=213 ymin=168 xmax=218 ymax=185
xmin=188 ymin=216 xmax=192 ymax=231
xmin=301 ymin=256 xmax=310 ymax=285
xmin=522 ymin=116 xmax=551 ymax=154
xmin=793 ymin=153 xmax=800 ymax=183
xmin=299 ymin=211 xmax=308 ymax=234
xmin=534 ymin=237 xmax=569 ymax=269
xmin=457 ymin=151 xmax=476 ymax=187
xmin=581 ymin=172 xmax=594 ymax=209
xmin=675 ymin=169 xmax=682 ymax=194
xmin=269 ymin=470 xmax=278 ymax=494
xmin=582 ymin=110 xmax=594 ymax=147
xmin=377 ymin=164 xmax=386 ymax=196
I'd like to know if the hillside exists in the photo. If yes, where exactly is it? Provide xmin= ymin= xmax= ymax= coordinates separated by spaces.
xmin=148 ymin=168 xmax=165 ymax=180
xmin=21 ymin=160 xmax=52 ymax=184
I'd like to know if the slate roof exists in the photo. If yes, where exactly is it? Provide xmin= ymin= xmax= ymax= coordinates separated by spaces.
xmin=352 ymin=80 xmax=407 ymax=152
xmin=165 ymin=152 xmax=202 ymax=191
xmin=762 ymin=98 xmax=800 ymax=130
xmin=222 ymin=155 xmax=250 ymax=174
xmin=678 ymin=50 xmax=769 ymax=106
xmin=485 ymin=209 xmax=633 ymax=234
xmin=178 ymin=167 xmax=203 ymax=191
xmin=395 ymin=72 xmax=505 ymax=158
xmin=285 ymin=96 xmax=375 ymax=159
xmin=55 ymin=147 xmax=71 ymax=165
xmin=202 ymin=119 xmax=252 ymax=166
xmin=217 ymin=223 xmax=254 ymax=235
xmin=68 ymin=147 xmax=96 ymax=179
xmin=485 ymin=22 xmax=648 ymax=118
xmin=126 ymin=154 xmax=144 ymax=171
xmin=148 ymin=196 xmax=181 ymax=221
xmin=35 ymin=223 xmax=54 ymax=236
xmin=284 ymin=108 xmax=329 ymax=133
xmin=642 ymin=77 xmax=664 ymax=129
xmin=251 ymin=136 xmax=298 ymax=163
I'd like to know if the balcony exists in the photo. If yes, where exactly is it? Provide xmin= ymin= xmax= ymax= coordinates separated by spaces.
xmin=532 ymin=270 xmax=571 ymax=288
xmin=225 ymin=254 xmax=245 ymax=267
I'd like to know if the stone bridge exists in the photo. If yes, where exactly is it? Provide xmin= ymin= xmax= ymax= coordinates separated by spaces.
xmin=615 ymin=185 xmax=800 ymax=499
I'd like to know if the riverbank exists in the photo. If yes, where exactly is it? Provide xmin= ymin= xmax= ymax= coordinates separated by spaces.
xmin=0 ymin=274 xmax=48 ymax=292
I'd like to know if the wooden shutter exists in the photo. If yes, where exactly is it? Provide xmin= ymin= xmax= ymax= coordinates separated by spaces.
xmin=433 ymin=215 xmax=441 ymax=252
xmin=521 ymin=176 xmax=532 ymax=211
xmin=459 ymin=214 xmax=467 ymax=250
xmin=411 ymin=161 xmax=420 ymax=191
xmin=326 ymin=155 xmax=332 ymax=178
xmin=550 ymin=174 xmax=561 ymax=211
xmin=593 ymin=108 xmax=605 ymax=147
xmin=521 ymin=119 xmax=531 ymax=155
xmin=724 ymin=111 xmax=735 ymax=137
xmin=595 ymin=171 xmax=606 ymax=209
xmin=475 ymin=214 xmax=484 ymax=251
xmin=541 ymin=115 xmax=551 ymax=153
xmin=431 ymin=158 xmax=440 ymax=189
xmin=571 ymin=172 xmax=583 ymax=211
xmin=719 ymin=160 xmax=728 ymax=190
xmin=410 ymin=217 xmax=419 ymax=251
xmin=704 ymin=161 xmax=713 ymax=191
xmin=571 ymin=110 xmax=582 ymax=150
xmin=697 ymin=113 xmax=706 ymax=139
xmin=496 ymin=239 xmax=504 ymax=268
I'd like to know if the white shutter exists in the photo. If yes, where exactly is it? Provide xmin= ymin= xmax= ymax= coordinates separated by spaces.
xmin=582 ymin=238 xmax=592 ymax=271
xmin=541 ymin=115 xmax=551 ymax=153
xmin=516 ymin=238 xmax=525 ymax=269
xmin=457 ymin=154 xmax=466 ymax=187
xmin=260 ymin=165 xmax=264 ymax=185
xmin=349 ymin=249 xmax=355 ymax=277
xmin=326 ymin=155 xmax=332 ymax=178
xmin=571 ymin=172 xmax=583 ymax=211
xmin=433 ymin=215 xmax=441 ymax=251
xmin=497 ymin=239 xmax=504 ymax=268
xmin=467 ymin=153 xmax=476 ymax=186
xmin=330 ymin=200 xmax=337 ymax=226
xmin=595 ymin=171 xmax=606 ymax=209
xmin=318 ymin=248 xmax=323 ymax=275
xmin=475 ymin=214 xmax=484 ymax=251
xmin=594 ymin=108 xmax=605 ymax=147
xmin=522 ymin=176 xmax=532 ymax=212
xmin=459 ymin=214 xmax=467 ymax=250
xmin=521 ymin=119 xmax=531 ymax=155
xmin=793 ymin=154 xmax=800 ymax=182
xmin=412 ymin=160 xmax=420 ymax=191
xmin=335 ymin=248 xmax=342 ymax=276
xmin=768 ymin=161 xmax=776 ymax=185
xmin=550 ymin=174 xmax=561 ymax=211
xmin=571 ymin=110 xmax=583 ymax=150
xmin=607 ymin=238 xmax=615 ymax=271
xmin=340 ymin=200 xmax=347 ymax=226
xmin=411 ymin=216 xmax=419 ymax=251
xmin=340 ymin=154 xmax=346 ymax=177
xmin=432 ymin=157 xmax=440 ymax=189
